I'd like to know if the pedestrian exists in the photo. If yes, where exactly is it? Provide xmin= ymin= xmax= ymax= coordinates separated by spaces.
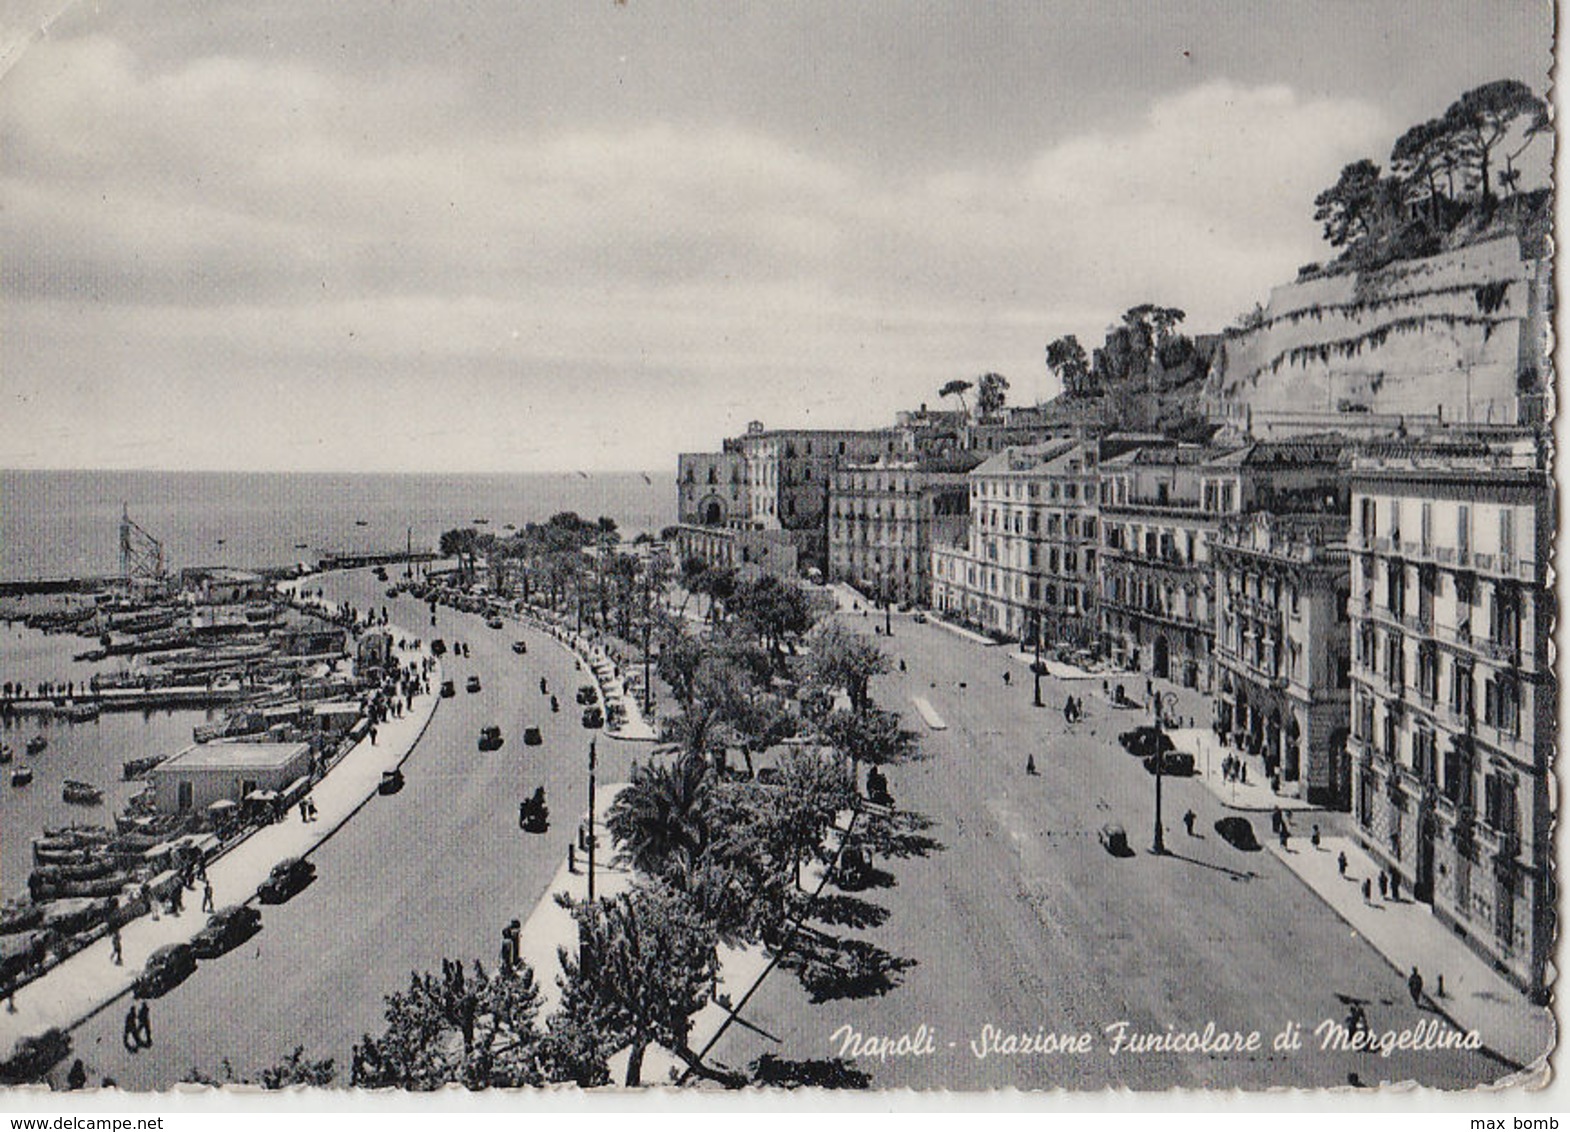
xmin=1025 ymin=754 xmax=1037 ymax=776
xmin=137 ymin=1002 xmax=151 ymax=1047
xmin=1362 ymin=877 xmax=1372 ymax=905
xmin=66 ymin=1058 xmax=86 ymax=1091
xmin=168 ymin=885 xmax=182 ymax=916
xmin=1003 ymin=670 xmax=1011 ymax=686
xmin=1390 ymin=872 xmax=1401 ymax=902
xmin=202 ymin=879 xmax=214 ymax=913
xmin=1408 ymin=966 xmax=1424 ymax=1008
xmin=1311 ymin=824 xmax=1321 ymax=849
xmin=369 ymin=725 xmax=378 ymax=745
xmin=898 ymin=659 xmax=907 ymax=672
xmin=568 ymin=842 xmax=577 ymax=874
xmin=1278 ymin=827 xmax=1288 ymax=850
xmin=1338 ymin=851 xmax=1348 ymax=877
xmin=1240 ymin=763 xmax=1248 ymax=785
xmin=110 ymin=925 xmax=122 ymax=966
xmin=300 ymin=799 xmax=310 ymax=823
xmin=1378 ymin=871 xmax=1388 ymax=900
xmin=1183 ymin=809 xmax=1196 ymax=837
xmin=123 ymin=1006 xmax=140 ymax=1051
xmin=1063 ymin=696 xmax=1074 ymax=724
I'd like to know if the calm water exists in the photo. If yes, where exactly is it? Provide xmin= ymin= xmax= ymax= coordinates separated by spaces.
xmin=0 ymin=467 xmax=674 ymax=898
xmin=0 ymin=468 xmax=672 ymax=582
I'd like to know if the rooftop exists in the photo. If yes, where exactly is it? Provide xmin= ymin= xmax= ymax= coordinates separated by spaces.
xmin=157 ymin=741 xmax=311 ymax=772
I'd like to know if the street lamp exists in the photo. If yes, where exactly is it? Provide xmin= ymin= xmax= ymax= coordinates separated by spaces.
xmin=1155 ymin=684 xmax=1168 ymax=854
xmin=586 ymin=738 xmax=598 ymax=902
xmin=883 ymin=577 xmax=893 ymax=638
xmin=1032 ymin=611 xmax=1044 ymax=708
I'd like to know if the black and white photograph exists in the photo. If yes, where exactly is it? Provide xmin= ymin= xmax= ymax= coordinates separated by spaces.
xmin=0 ymin=0 xmax=1558 ymax=1113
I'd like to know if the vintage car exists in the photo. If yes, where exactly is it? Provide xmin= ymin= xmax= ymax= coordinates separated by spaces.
xmin=581 ymin=706 xmax=604 ymax=730
xmin=440 ymin=680 xmax=455 ymax=698
xmin=1118 ymin=726 xmax=1175 ymax=759
xmin=911 ymin=612 xmax=928 ymax=623
xmin=466 ymin=676 xmax=482 ymax=694
xmin=379 ymin=768 xmax=405 ymax=795
xmin=575 ymin=684 xmax=598 ymax=706
xmin=1215 ymin=816 xmax=1261 ymax=851
xmin=191 ymin=905 xmax=262 ymax=959
xmin=258 ymin=857 xmax=316 ymax=904
xmin=1142 ymin=751 xmax=1197 ymax=777
xmin=523 ymin=726 xmax=543 ymax=747
xmin=1098 ymin=823 xmax=1132 ymax=857
xmin=430 ymin=639 xmax=447 ymax=657
xmin=487 ymin=617 xmax=504 ymax=630
xmin=479 ymin=725 xmax=504 ymax=751
xmin=511 ymin=640 xmax=528 ymax=655
xmin=134 ymin=942 xmax=196 ymax=998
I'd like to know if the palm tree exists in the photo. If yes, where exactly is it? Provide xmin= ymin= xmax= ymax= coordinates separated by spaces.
xmin=606 ymin=755 xmax=714 ymax=882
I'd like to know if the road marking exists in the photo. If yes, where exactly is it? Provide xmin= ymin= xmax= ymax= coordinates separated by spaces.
xmin=912 ymin=696 xmax=947 ymax=730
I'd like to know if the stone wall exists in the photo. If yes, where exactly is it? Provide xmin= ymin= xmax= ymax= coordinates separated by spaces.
xmin=1208 ymin=236 xmax=1547 ymax=427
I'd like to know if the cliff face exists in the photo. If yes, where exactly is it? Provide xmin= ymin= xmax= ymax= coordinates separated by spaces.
xmin=1205 ymin=234 xmax=1550 ymax=427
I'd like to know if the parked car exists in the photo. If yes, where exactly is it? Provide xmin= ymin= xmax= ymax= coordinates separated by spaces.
xmin=466 ymin=676 xmax=482 ymax=694
xmin=430 ymin=639 xmax=447 ymax=657
xmin=487 ymin=618 xmax=504 ymax=630
xmin=581 ymin=706 xmax=604 ymax=730
xmin=511 ymin=640 xmax=528 ymax=655
xmin=191 ymin=905 xmax=262 ymax=959
xmin=379 ymin=768 xmax=405 ymax=794
xmin=134 ymin=942 xmax=196 ymax=998
xmin=575 ymin=684 xmax=598 ymax=706
xmin=1215 ymin=816 xmax=1261 ymax=851
xmin=258 ymin=857 xmax=316 ymax=904
xmin=1098 ymin=823 xmax=1132 ymax=857
xmin=911 ymin=612 xmax=928 ymax=624
xmin=479 ymin=725 xmax=504 ymax=751
xmin=1119 ymin=726 xmax=1174 ymax=759
xmin=1142 ymin=751 xmax=1197 ymax=776
xmin=523 ymin=726 xmax=543 ymax=747
xmin=440 ymin=680 xmax=455 ymax=698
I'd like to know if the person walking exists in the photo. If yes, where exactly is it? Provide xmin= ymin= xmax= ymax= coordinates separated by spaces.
xmin=1338 ymin=850 xmax=1348 ymax=877
xmin=137 ymin=1002 xmax=151 ymax=1047
xmin=202 ymin=880 xmax=215 ymax=913
xmin=110 ymin=925 xmax=122 ymax=966
xmin=123 ymin=1006 xmax=140 ymax=1051
xmin=1002 ymin=670 xmax=1011 ymax=686
xmin=66 ymin=1058 xmax=86 ymax=1091
xmin=1025 ymin=754 xmax=1037 ymax=776
xmin=1183 ymin=809 xmax=1196 ymax=837
xmin=1378 ymin=871 xmax=1389 ymax=900
xmin=1408 ymin=966 xmax=1424 ymax=1008
xmin=1362 ymin=877 xmax=1373 ymax=905
xmin=1311 ymin=824 xmax=1321 ymax=850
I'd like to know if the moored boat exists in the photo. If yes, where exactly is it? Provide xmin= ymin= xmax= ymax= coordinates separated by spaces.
xmin=11 ymin=767 xmax=33 ymax=787
xmin=62 ymin=781 xmax=104 ymax=806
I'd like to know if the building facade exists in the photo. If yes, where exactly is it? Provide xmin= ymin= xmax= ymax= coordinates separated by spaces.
xmin=1347 ymin=431 xmax=1553 ymax=997
xmin=828 ymin=457 xmax=972 ymax=606
xmin=1212 ymin=512 xmax=1352 ymax=807
xmin=676 ymin=451 xmax=749 ymax=529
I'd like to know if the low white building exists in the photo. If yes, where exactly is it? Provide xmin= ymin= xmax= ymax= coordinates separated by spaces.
xmin=148 ymin=740 xmax=313 ymax=814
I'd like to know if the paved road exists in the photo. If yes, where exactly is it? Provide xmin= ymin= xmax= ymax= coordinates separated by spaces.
xmin=64 ymin=571 xmax=651 ymax=1088
xmin=712 ymin=613 xmax=1512 ymax=1090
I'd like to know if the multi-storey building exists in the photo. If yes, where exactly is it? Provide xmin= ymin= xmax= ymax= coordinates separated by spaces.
xmin=675 ymin=451 xmax=748 ymax=528
xmin=1212 ymin=510 xmax=1352 ymax=808
xmin=928 ymin=440 xmax=1099 ymax=645
xmin=1347 ymin=430 xmax=1552 ymax=997
xmin=828 ymin=456 xmax=974 ymax=606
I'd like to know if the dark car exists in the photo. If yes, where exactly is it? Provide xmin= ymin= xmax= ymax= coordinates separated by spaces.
xmin=581 ymin=706 xmax=604 ymax=730
xmin=1098 ymin=823 xmax=1133 ymax=857
xmin=379 ymin=768 xmax=405 ymax=794
xmin=479 ymin=725 xmax=504 ymax=751
xmin=258 ymin=856 xmax=316 ymax=904
xmin=487 ymin=618 xmax=504 ymax=630
xmin=440 ymin=680 xmax=455 ymax=698
xmin=511 ymin=640 xmax=528 ymax=655
xmin=911 ymin=612 xmax=928 ymax=624
xmin=575 ymin=684 xmax=598 ymax=706
xmin=191 ymin=905 xmax=261 ymax=959
xmin=466 ymin=676 xmax=482 ymax=694
xmin=1142 ymin=751 xmax=1197 ymax=776
xmin=1119 ymin=727 xmax=1175 ymax=759
xmin=1215 ymin=816 xmax=1261 ymax=851
xmin=523 ymin=726 xmax=543 ymax=747
xmin=134 ymin=942 xmax=196 ymax=998
xmin=431 ymin=639 xmax=447 ymax=657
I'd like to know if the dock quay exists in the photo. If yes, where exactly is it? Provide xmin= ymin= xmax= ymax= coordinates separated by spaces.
xmin=0 ymin=686 xmax=263 ymax=716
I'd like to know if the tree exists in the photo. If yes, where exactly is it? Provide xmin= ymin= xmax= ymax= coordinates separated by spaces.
xmin=818 ymin=706 xmax=915 ymax=770
xmin=730 ymin=574 xmax=816 ymax=670
xmin=768 ymin=746 xmax=856 ymax=888
xmin=351 ymin=959 xmax=547 ymax=1089
xmin=183 ymin=1047 xmax=335 ymax=1089
xmin=438 ymin=528 xmax=480 ymax=583
xmin=1312 ymin=159 xmax=1391 ymax=250
xmin=1390 ymin=118 xmax=1455 ymax=226
xmin=607 ymin=755 xmax=714 ymax=881
xmin=975 ymin=372 xmax=1010 ymax=418
xmin=938 ymin=378 xmax=973 ymax=416
xmin=558 ymin=886 xmax=723 ymax=1087
xmin=1045 ymin=335 xmax=1092 ymax=395
xmin=1443 ymin=79 xmax=1547 ymax=206
xmin=802 ymin=621 xmax=890 ymax=714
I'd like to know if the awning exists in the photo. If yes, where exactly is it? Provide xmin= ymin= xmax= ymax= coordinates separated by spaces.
xmin=207 ymin=799 xmax=238 ymax=812
xmin=245 ymin=789 xmax=279 ymax=802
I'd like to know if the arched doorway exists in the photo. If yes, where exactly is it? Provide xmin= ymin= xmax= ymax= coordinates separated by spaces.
xmin=1152 ymin=635 xmax=1170 ymax=679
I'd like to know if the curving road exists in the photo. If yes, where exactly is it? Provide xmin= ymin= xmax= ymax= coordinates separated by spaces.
xmin=64 ymin=569 xmax=652 ymax=1088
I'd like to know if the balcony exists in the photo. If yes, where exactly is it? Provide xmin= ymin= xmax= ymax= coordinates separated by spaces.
xmin=1402 ymin=610 xmax=1433 ymax=635
xmin=1476 ymin=636 xmax=1521 ymax=666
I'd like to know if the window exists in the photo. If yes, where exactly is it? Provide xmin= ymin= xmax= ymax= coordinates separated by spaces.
xmin=1420 ymin=502 xmax=1433 ymax=552
xmin=1359 ymin=770 xmax=1375 ymax=827
xmin=1417 ymin=642 xmax=1438 ymax=700
xmin=1442 ymin=739 xmax=1472 ymax=807
xmin=1484 ymin=674 xmax=1520 ymax=736
xmin=1450 ymin=661 xmax=1474 ymax=722
xmin=1360 ymin=498 xmax=1377 ymax=544
xmin=1386 ymin=561 xmax=1406 ymax=616
xmin=177 ymin=781 xmax=194 ymax=811
xmin=1385 ymin=632 xmax=1404 ymax=690
xmin=1413 ymin=727 xmax=1437 ymax=784
xmin=1499 ymin=507 xmax=1515 ymax=564
xmin=1457 ymin=505 xmax=1470 ymax=555
xmin=1484 ymin=772 xmax=1518 ymax=838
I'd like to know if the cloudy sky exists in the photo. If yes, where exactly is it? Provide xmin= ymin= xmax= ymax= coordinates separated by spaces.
xmin=0 ymin=1 xmax=1553 ymax=473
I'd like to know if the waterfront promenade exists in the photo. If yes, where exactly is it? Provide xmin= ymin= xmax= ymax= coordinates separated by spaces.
xmin=0 ymin=632 xmax=440 ymax=1061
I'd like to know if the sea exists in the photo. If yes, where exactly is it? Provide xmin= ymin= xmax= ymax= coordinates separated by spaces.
xmin=0 ymin=468 xmax=671 ymax=899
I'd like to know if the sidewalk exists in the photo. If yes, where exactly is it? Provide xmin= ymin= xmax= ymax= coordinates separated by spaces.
xmin=1168 ymin=728 xmax=1320 ymax=813
xmin=0 ymin=635 xmax=441 ymax=1059
xmin=1269 ymin=833 xmax=1553 ymax=1072
xmin=516 ymin=608 xmax=657 ymax=742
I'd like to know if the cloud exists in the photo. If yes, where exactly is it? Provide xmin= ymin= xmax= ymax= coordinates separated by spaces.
xmin=1 ymin=36 xmax=1395 ymax=471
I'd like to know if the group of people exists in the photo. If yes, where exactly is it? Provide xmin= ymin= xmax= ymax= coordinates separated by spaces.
xmin=122 ymin=1002 xmax=153 ymax=1051
xmin=298 ymin=797 xmax=320 ymax=823
xmin=1221 ymin=754 xmax=1249 ymax=785
xmin=1062 ymin=695 xmax=1084 ymax=724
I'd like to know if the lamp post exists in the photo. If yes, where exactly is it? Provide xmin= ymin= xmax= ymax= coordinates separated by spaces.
xmin=883 ymin=577 xmax=893 ymax=638
xmin=1155 ymin=684 xmax=1168 ymax=854
xmin=586 ymin=738 xmax=598 ymax=901
xmin=1032 ymin=612 xmax=1044 ymax=708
